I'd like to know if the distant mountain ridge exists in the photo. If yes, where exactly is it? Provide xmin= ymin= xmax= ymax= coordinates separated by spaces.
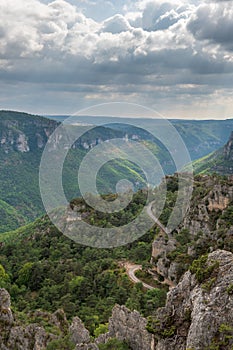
xmin=47 ymin=114 xmax=233 ymax=160
xmin=1 ymin=110 xmax=233 ymax=233
xmin=0 ymin=111 xmax=149 ymax=232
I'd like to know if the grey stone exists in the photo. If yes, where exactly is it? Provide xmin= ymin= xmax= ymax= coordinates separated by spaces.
xmin=69 ymin=317 xmax=90 ymax=345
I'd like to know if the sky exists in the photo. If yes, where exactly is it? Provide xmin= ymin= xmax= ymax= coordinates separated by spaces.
xmin=0 ymin=0 xmax=233 ymax=119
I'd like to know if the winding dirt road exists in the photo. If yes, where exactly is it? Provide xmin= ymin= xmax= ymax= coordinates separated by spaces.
xmin=124 ymin=262 xmax=155 ymax=290
xmin=124 ymin=262 xmax=175 ymax=290
xmin=122 ymin=201 xmax=176 ymax=290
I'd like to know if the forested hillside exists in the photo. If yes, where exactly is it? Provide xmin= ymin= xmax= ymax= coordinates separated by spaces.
xmin=2 ymin=110 xmax=233 ymax=234
xmin=0 ymin=174 xmax=232 ymax=349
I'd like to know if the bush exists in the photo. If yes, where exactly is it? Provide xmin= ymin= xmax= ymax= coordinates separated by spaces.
xmin=190 ymin=255 xmax=219 ymax=284
xmin=98 ymin=338 xmax=130 ymax=350
xmin=46 ymin=335 xmax=75 ymax=350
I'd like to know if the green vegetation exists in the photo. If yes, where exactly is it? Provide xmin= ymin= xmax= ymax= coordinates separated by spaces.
xmin=190 ymin=255 xmax=219 ymax=284
xmin=0 ymin=199 xmax=26 ymax=233
xmin=98 ymin=338 xmax=131 ymax=350
xmin=146 ymin=316 xmax=176 ymax=338
xmin=0 ymin=193 xmax=167 ymax=335
xmin=191 ymin=130 xmax=233 ymax=176
xmin=2 ymin=111 xmax=233 ymax=233
xmin=135 ymin=269 xmax=168 ymax=289
xmin=46 ymin=336 xmax=75 ymax=350
xmin=226 ymin=283 xmax=233 ymax=295
xmin=206 ymin=324 xmax=233 ymax=349
xmin=0 ymin=263 xmax=10 ymax=288
xmin=0 ymin=111 xmax=147 ymax=233
xmin=219 ymin=205 xmax=233 ymax=228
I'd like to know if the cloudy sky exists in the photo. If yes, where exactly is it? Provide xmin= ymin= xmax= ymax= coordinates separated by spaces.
xmin=0 ymin=0 xmax=233 ymax=118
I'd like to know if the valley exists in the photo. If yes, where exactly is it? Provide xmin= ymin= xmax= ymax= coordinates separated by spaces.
xmin=1 ymin=110 xmax=233 ymax=234
xmin=0 ymin=111 xmax=233 ymax=349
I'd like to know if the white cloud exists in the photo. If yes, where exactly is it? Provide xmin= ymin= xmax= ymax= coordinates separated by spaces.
xmin=101 ymin=14 xmax=132 ymax=34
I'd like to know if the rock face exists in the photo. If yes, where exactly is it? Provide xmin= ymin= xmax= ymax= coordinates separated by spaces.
xmin=151 ymin=234 xmax=178 ymax=283
xmin=0 ymin=289 xmax=14 ymax=329
xmin=0 ymin=112 xmax=56 ymax=154
xmin=92 ymin=251 xmax=232 ymax=349
xmin=6 ymin=325 xmax=50 ymax=350
xmin=0 ymin=289 xmax=52 ymax=350
xmin=224 ymin=131 xmax=233 ymax=161
xmin=151 ymin=175 xmax=233 ymax=284
xmin=182 ymin=177 xmax=233 ymax=236
xmin=69 ymin=317 xmax=90 ymax=345
xmin=153 ymin=250 xmax=233 ymax=350
xmin=0 ymin=288 xmax=91 ymax=350
xmin=95 ymin=305 xmax=154 ymax=350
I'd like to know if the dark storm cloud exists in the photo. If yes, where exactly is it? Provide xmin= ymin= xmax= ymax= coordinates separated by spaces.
xmin=187 ymin=2 xmax=233 ymax=49
xmin=0 ymin=0 xmax=233 ymax=116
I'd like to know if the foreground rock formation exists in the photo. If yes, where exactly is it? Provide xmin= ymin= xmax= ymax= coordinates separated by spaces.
xmin=153 ymin=249 xmax=233 ymax=349
xmin=0 ymin=250 xmax=232 ymax=350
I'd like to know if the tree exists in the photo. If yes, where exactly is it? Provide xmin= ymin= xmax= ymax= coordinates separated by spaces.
xmin=0 ymin=264 xmax=9 ymax=288
xmin=17 ymin=262 xmax=34 ymax=287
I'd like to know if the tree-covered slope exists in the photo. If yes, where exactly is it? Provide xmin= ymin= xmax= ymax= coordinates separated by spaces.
xmin=192 ymin=131 xmax=233 ymax=175
xmin=0 ymin=174 xmax=233 ymax=349
xmin=0 ymin=199 xmax=26 ymax=233
xmin=0 ymin=191 xmax=168 ymax=336
xmin=0 ymin=111 xmax=148 ymax=231
xmin=2 ymin=110 xmax=233 ymax=234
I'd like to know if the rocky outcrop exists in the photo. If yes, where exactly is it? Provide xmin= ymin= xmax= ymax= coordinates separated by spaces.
xmin=94 ymin=251 xmax=233 ymax=349
xmin=0 ymin=130 xmax=30 ymax=153
xmin=153 ymin=250 xmax=233 ymax=350
xmin=152 ymin=235 xmax=176 ymax=261
xmin=0 ymin=288 xmax=51 ymax=349
xmin=208 ymin=187 xmax=230 ymax=211
xmin=69 ymin=317 xmax=90 ymax=345
xmin=152 ymin=175 xmax=233 ymax=283
xmin=181 ymin=177 xmax=233 ymax=236
xmin=93 ymin=251 xmax=233 ymax=349
xmin=31 ymin=309 xmax=69 ymax=333
xmin=95 ymin=305 xmax=154 ymax=350
xmin=0 ymin=112 xmax=57 ymax=154
xmin=6 ymin=324 xmax=50 ymax=350
xmin=1 ymin=250 xmax=233 ymax=350
xmin=0 ymin=288 xmax=91 ymax=350
xmin=0 ymin=289 xmax=14 ymax=324
xmin=151 ymin=234 xmax=178 ymax=283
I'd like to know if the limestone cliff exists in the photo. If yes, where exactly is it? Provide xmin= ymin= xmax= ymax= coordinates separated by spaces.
xmin=96 ymin=250 xmax=233 ymax=350
xmin=152 ymin=250 xmax=233 ymax=350
xmin=0 ymin=112 xmax=56 ymax=154
xmin=151 ymin=175 xmax=233 ymax=284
